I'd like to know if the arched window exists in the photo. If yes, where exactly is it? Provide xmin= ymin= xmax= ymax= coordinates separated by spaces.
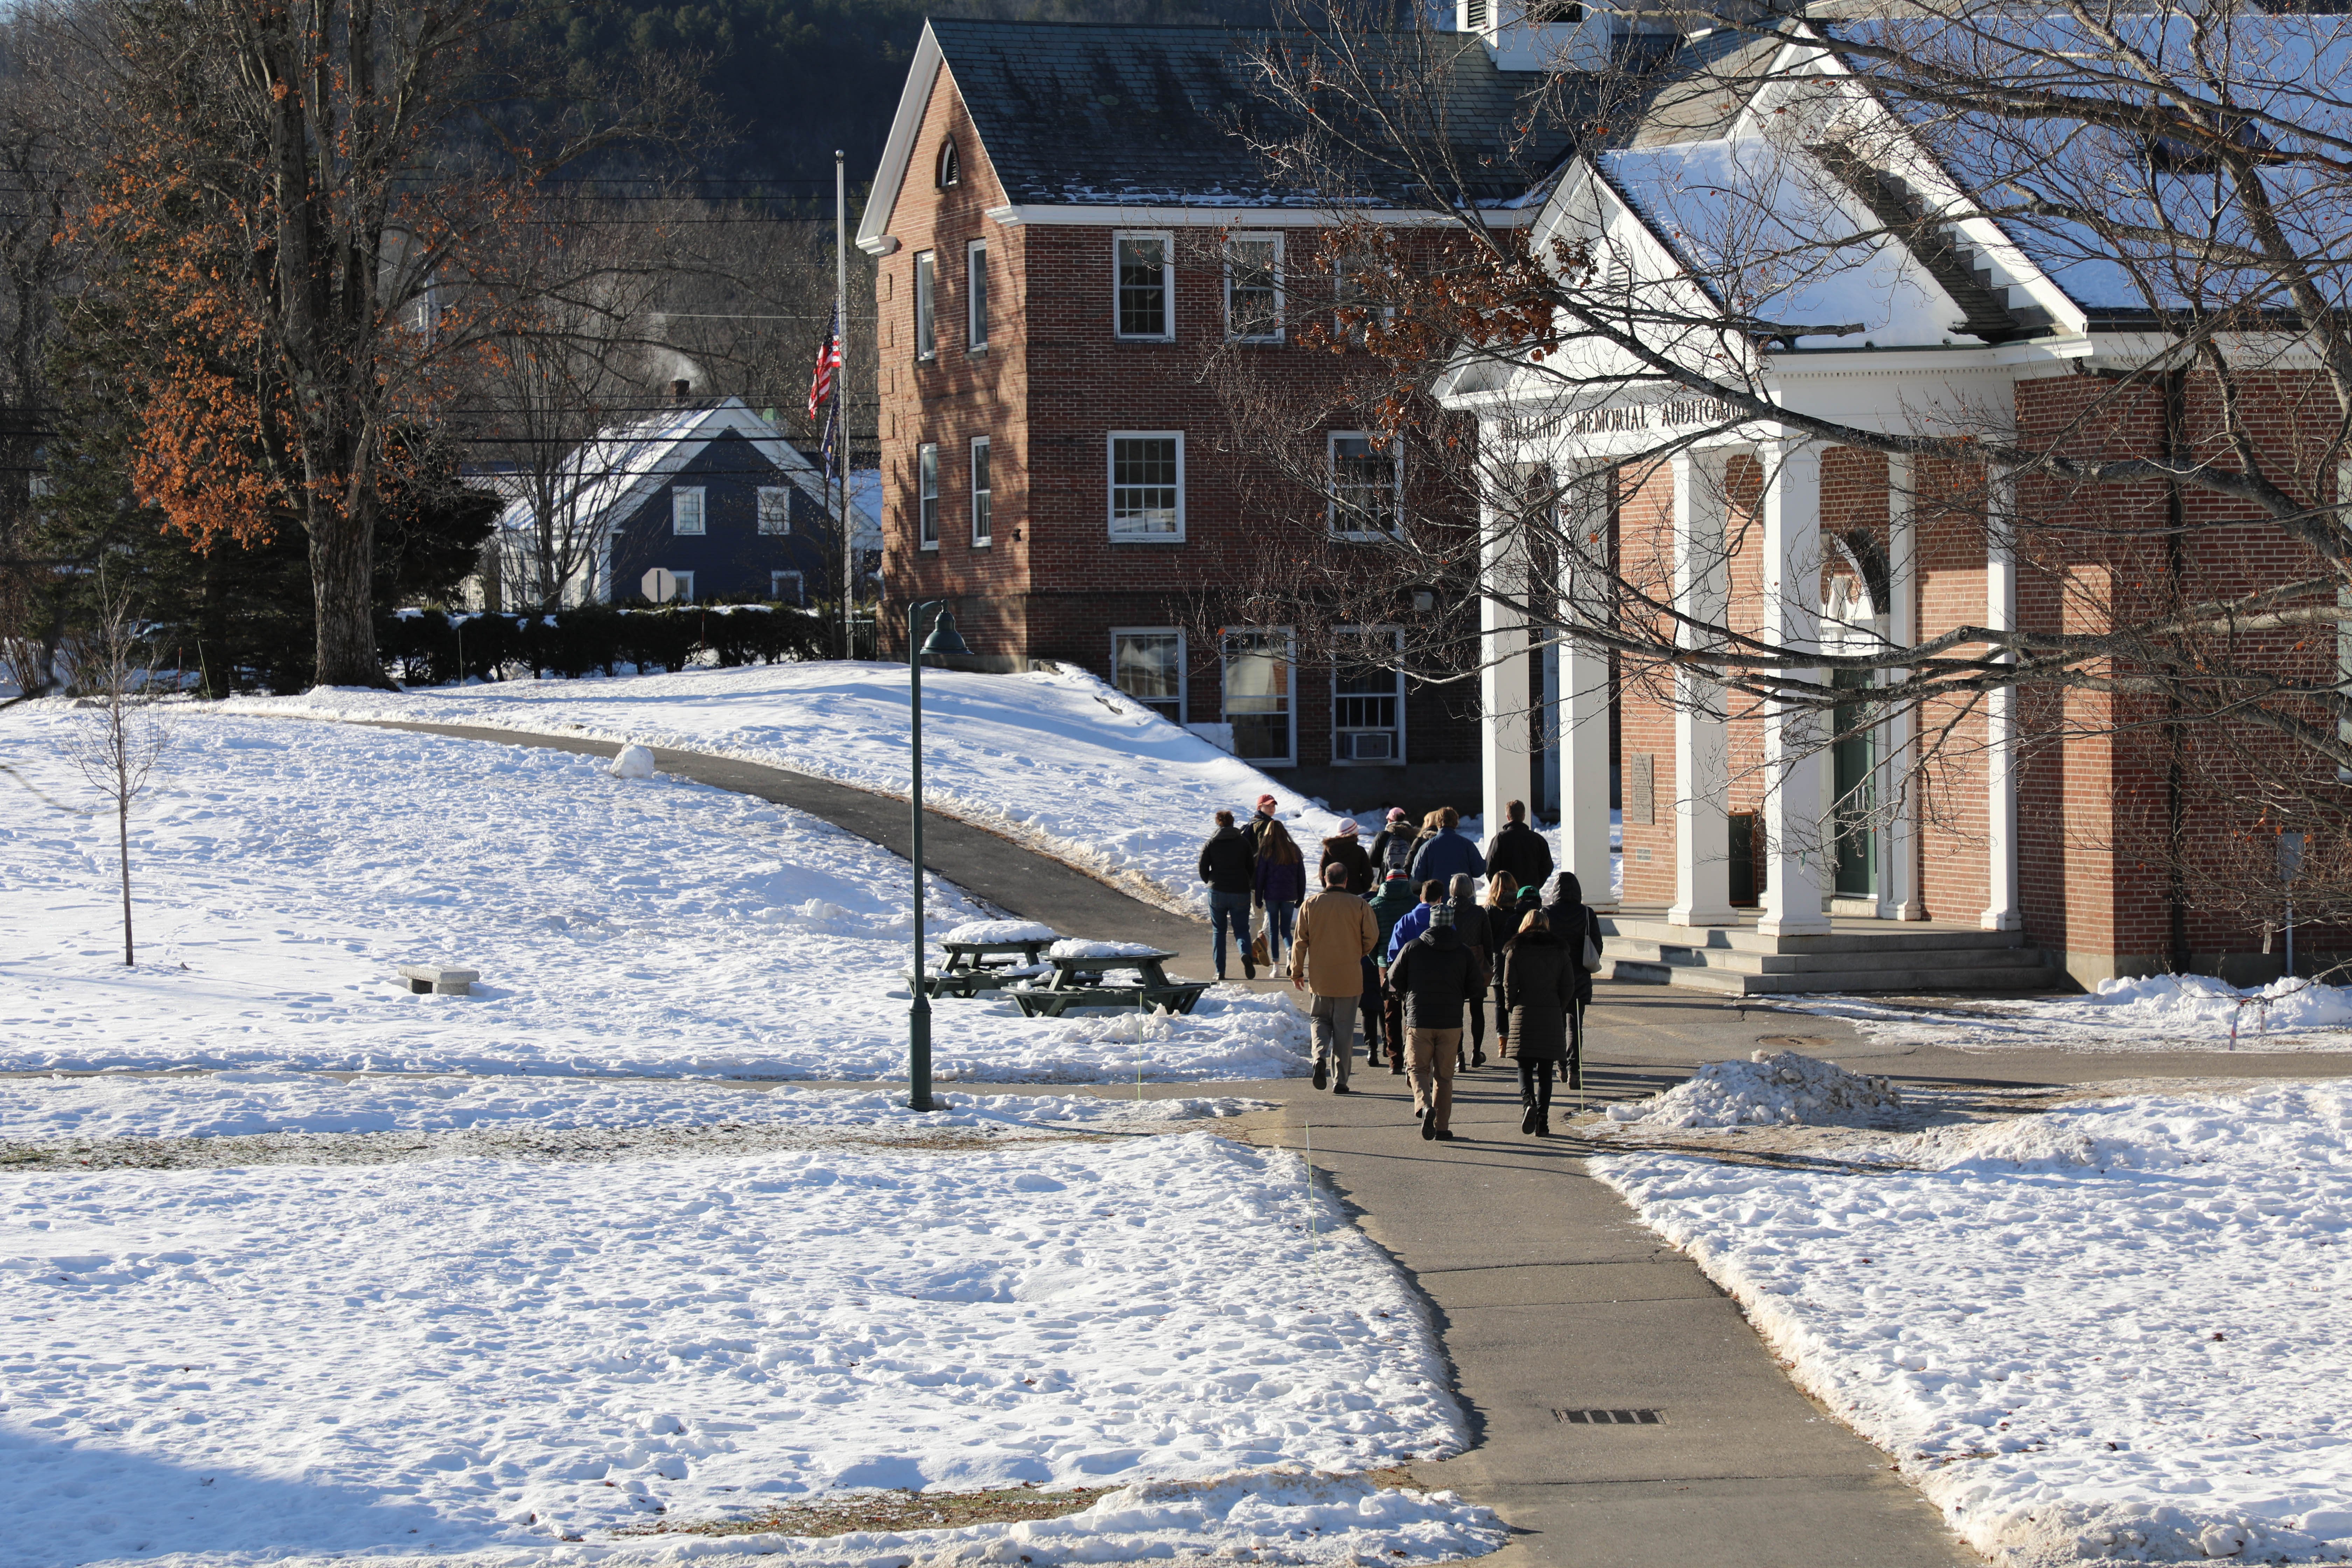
xmin=936 ymin=139 xmax=960 ymax=189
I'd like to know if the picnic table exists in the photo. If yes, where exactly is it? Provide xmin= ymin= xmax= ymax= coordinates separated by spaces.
xmin=913 ymin=937 xmax=1055 ymax=999
xmin=1009 ymin=948 xmax=1210 ymax=1018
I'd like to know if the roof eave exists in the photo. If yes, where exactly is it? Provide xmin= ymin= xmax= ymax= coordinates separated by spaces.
xmin=857 ymin=22 xmax=947 ymax=257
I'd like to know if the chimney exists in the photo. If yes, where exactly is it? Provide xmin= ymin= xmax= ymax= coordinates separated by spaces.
xmin=671 ymin=378 xmax=691 ymax=404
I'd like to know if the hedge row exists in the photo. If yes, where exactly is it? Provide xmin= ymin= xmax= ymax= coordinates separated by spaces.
xmin=377 ymin=603 xmax=832 ymax=685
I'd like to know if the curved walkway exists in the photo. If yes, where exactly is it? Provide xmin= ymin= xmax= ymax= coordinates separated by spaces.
xmin=355 ymin=718 xmax=1979 ymax=1566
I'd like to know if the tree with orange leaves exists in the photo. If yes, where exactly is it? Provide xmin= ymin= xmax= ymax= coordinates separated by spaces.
xmin=80 ymin=0 xmax=699 ymax=687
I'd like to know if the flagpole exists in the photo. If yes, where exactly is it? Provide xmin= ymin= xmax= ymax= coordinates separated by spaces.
xmin=835 ymin=148 xmax=852 ymax=660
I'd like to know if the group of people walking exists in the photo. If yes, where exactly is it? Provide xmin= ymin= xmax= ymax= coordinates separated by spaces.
xmin=1198 ymin=797 xmax=1602 ymax=1140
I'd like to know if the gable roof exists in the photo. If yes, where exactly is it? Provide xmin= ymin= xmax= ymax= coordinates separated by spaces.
xmin=493 ymin=397 xmax=877 ymax=544
xmin=861 ymin=20 xmax=1576 ymax=248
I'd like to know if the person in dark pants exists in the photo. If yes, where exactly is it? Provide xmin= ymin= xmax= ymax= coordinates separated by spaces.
xmin=1500 ymin=910 xmax=1576 ymax=1135
xmin=1198 ymin=810 xmax=1257 ymax=979
xmin=1541 ymin=870 xmax=1604 ymax=1088
xmin=1483 ymin=874 xmax=1522 ymax=1058
xmin=1318 ymin=819 xmax=1374 ymax=894
xmin=1447 ymin=873 xmax=1490 ymax=1070
xmin=1366 ymin=808 xmax=1417 ymax=885
xmin=1367 ymin=872 xmax=1418 ymax=1071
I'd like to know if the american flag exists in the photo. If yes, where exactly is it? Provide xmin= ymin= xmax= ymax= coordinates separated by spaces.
xmin=806 ymin=306 xmax=841 ymax=422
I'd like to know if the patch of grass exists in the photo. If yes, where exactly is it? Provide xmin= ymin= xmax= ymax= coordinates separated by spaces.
xmin=625 ymin=1483 xmax=1116 ymax=1539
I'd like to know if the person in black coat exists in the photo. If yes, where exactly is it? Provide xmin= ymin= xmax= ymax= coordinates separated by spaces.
xmin=1386 ymin=902 xmax=1489 ymax=1141
xmin=1540 ymin=870 xmax=1604 ymax=1088
xmin=1500 ymin=913 xmax=1575 ymax=1135
xmin=1365 ymin=808 xmax=1418 ymax=885
xmin=1481 ymin=800 xmax=1555 ymax=896
xmin=1318 ymin=824 xmax=1375 ymax=895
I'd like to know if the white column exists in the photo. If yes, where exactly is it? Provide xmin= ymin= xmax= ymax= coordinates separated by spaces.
xmin=1885 ymin=453 xmax=1924 ymax=920
xmin=1982 ymin=471 xmax=2022 ymax=930
xmin=1480 ymin=493 xmax=1534 ymax=836
xmin=1759 ymin=441 xmax=1833 ymax=937
xmin=1670 ymin=451 xmax=1736 ymax=926
xmin=1561 ymin=472 xmax=1617 ymax=910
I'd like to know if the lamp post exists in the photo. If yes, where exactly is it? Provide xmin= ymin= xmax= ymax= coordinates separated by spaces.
xmin=907 ymin=598 xmax=972 ymax=1112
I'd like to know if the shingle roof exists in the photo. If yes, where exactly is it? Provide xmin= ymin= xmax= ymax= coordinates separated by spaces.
xmin=930 ymin=21 xmax=1575 ymax=209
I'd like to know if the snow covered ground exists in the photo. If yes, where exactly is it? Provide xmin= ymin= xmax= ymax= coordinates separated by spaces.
xmin=0 ymin=706 xmax=1307 ymax=1080
xmin=1789 ymin=973 xmax=2352 ymax=1055
xmin=8 ymin=1121 xmax=1491 ymax=1567
xmin=1596 ymin=1082 xmax=2352 ymax=1566
xmin=219 ymin=663 xmax=1361 ymax=914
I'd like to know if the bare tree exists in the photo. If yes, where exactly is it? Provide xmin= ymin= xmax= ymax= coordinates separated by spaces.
xmin=59 ymin=573 xmax=166 ymax=965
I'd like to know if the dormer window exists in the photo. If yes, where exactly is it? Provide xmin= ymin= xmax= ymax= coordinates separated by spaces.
xmin=936 ymin=139 xmax=961 ymax=189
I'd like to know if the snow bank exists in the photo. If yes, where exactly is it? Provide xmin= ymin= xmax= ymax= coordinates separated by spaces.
xmin=216 ymin=663 xmax=1359 ymax=913
xmin=1595 ymin=1084 xmax=2352 ymax=1565
xmin=7 ymin=1135 xmax=1472 ymax=1566
xmin=1603 ymin=1050 xmax=1903 ymax=1130
xmin=0 ymin=709 xmax=1306 ymax=1081
xmin=0 ymin=1072 xmax=1270 ymax=1145
xmin=1792 ymin=973 xmax=2352 ymax=1054
xmin=938 ymin=920 xmax=1057 ymax=945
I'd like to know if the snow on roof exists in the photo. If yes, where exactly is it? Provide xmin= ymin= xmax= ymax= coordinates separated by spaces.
xmin=1820 ymin=11 xmax=2352 ymax=317
xmin=493 ymin=397 xmax=876 ymax=538
xmin=1598 ymin=134 xmax=1963 ymax=347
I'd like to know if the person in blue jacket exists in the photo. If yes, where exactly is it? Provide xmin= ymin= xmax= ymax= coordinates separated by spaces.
xmin=1387 ymin=879 xmax=1443 ymax=962
xmin=1406 ymin=806 xmax=1486 ymax=889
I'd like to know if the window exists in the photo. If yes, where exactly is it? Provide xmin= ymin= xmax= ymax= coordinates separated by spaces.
xmin=771 ymin=570 xmax=804 ymax=604
xmin=1222 ymin=629 xmax=1294 ymax=767
xmin=967 ymin=240 xmax=989 ymax=351
xmin=1332 ymin=628 xmax=1406 ymax=764
xmin=1112 ymin=629 xmax=1185 ymax=724
xmin=1329 ymin=432 xmax=1401 ymax=537
xmin=1334 ymin=253 xmax=1396 ymax=338
xmin=1225 ymin=233 xmax=1282 ymax=342
xmin=670 ymin=570 xmax=696 ymax=603
xmin=914 ymin=251 xmax=936 ymax=360
xmin=936 ymin=139 xmax=960 ymax=188
xmin=970 ymin=436 xmax=993 ymax=546
xmin=757 ymin=487 xmax=791 ymax=536
xmin=671 ymin=487 xmax=706 ymax=536
xmin=1108 ymin=433 xmax=1183 ymax=540
xmin=918 ymin=443 xmax=940 ymax=549
xmin=1115 ymin=232 xmax=1172 ymax=340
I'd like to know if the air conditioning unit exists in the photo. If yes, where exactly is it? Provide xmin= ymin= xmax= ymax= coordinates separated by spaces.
xmin=1341 ymin=730 xmax=1397 ymax=762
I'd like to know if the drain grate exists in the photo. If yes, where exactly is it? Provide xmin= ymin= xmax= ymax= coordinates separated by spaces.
xmin=1554 ymin=1408 xmax=1664 ymax=1426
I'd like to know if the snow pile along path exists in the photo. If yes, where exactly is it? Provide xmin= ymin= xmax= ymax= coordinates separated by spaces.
xmin=0 ymin=708 xmax=1308 ymax=1080
xmin=1595 ymin=1084 xmax=2352 ymax=1565
xmin=0 ymin=1072 xmax=1270 ymax=1146
xmin=218 ymin=663 xmax=1357 ymax=913
xmin=1603 ymin=1050 xmax=1904 ymax=1130
xmin=1788 ymin=973 xmax=2352 ymax=1054
xmin=6 ymin=1135 xmax=1475 ymax=1568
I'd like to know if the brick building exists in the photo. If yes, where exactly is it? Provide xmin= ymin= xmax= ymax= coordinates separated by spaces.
xmin=1450 ymin=11 xmax=2348 ymax=990
xmin=855 ymin=19 xmax=1567 ymax=806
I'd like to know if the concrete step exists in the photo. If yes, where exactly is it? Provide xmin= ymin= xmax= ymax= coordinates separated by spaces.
xmin=1601 ymin=915 xmax=2026 ymax=957
xmin=1605 ymin=937 xmax=2040 ymax=978
xmin=1603 ymin=954 xmax=2066 ymax=996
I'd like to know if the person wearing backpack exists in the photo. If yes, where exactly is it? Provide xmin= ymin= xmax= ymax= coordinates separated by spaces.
xmin=1541 ymin=870 xmax=1605 ymax=1089
xmin=1367 ymin=871 xmax=1419 ymax=1071
xmin=1366 ymin=808 xmax=1418 ymax=885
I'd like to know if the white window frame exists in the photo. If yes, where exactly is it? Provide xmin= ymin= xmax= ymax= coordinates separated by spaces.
xmin=1113 ymin=230 xmax=1174 ymax=341
xmin=1224 ymin=232 xmax=1284 ymax=343
xmin=671 ymin=486 xmax=706 ymax=536
xmin=1334 ymin=253 xmax=1398 ymax=337
xmin=967 ymin=239 xmax=989 ymax=352
xmin=1220 ymin=627 xmax=1296 ymax=769
xmin=1330 ymin=625 xmax=1408 ymax=766
xmin=1327 ymin=430 xmax=1404 ymax=539
xmin=1110 ymin=627 xmax=1186 ymax=724
xmin=756 ymin=486 xmax=791 ymax=536
xmin=1107 ymin=431 xmax=1184 ymax=542
xmin=914 ymin=251 xmax=937 ymax=361
xmin=771 ymin=569 xmax=804 ymax=604
xmin=918 ymin=443 xmax=940 ymax=550
xmin=970 ymin=436 xmax=993 ymax=547
xmin=669 ymin=570 xmax=696 ymax=603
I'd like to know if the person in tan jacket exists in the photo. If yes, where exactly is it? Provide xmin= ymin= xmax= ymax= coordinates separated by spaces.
xmin=1290 ymin=864 xmax=1380 ymax=1092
